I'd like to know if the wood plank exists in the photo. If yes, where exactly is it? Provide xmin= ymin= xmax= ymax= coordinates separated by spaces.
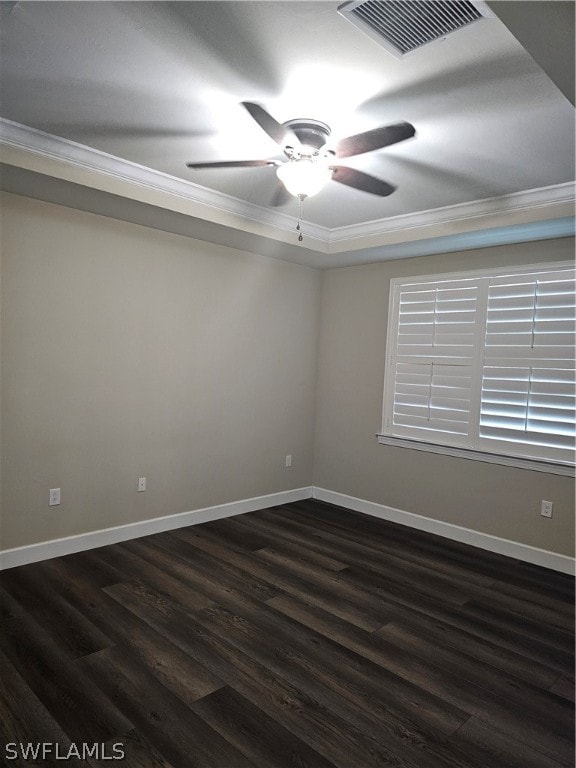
xmin=80 ymin=646 xmax=256 ymax=768
xmin=192 ymin=604 xmax=475 ymax=759
xmin=30 ymin=558 xmax=224 ymax=706
xmin=377 ymin=621 xmax=574 ymax=734
xmin=256 ymin=545 xmax=471 ymax=607
xmin=363 ymin=609 xmax=560 ymax=689
xmin=243 ymin=537 xmax=574 ymax=677
xmin=288 ymin=501 xmax=575 ymax=600
xmin=111 ymin=545 xmax=496 ymax=742
xmin=344 ymin=566 xmax=575 ymax=675
xmin=249 ymin=507 xmax=498 ymax=589
xmin=103 ymin=580 xmax=475 ymax=768
xmin=195 ymin=518 xmax=281 ymax=552
xmin=136 ymin=532 xmax=279 ymax=603
xmin=89 ymin=543 xmax=214 ymax=613
xmin=1 ymin=563 xmax=114 ymax=659
xmin=61 ymin=549 xmax=132 ymax=588
xmin=105 ymin=576 xmax=469 ymax=738
xmin=448 ymin=716 xmax=568 ymax=768
xmin=1 ymin=500 xmax=573 ymax=768
xmin=267 ymin=592 xmax=575 ymax=766
xmin=0 ymin=586 xmax=132 ymax=744
xmin=254 ymin=509 xmax=574 ymax=629
xmin=190 ymin=686 xmax=339 ymax=768
xmin=549 ymin=676 xmax=575 ymax=702
xmin=167 ymin=516 xmax=575 ymax=677
xmin=457 ymin=599 xmax=574 ymax=651
xmin=170 ymin=526 xmax=391 ymax=631
xmin=199 ymin=588 xmax=468 ymax=732
xmin=343 ymin=561 xmax=575 ymax=657
xmin=0 ymin=649 xmax=76 ymax=765
xmin=209 ymin=516 xmax=349 ymax=571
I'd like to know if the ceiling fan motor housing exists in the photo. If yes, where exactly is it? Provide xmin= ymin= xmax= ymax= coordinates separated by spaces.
xmin=283 ymin=119 xmax=331 ymax=150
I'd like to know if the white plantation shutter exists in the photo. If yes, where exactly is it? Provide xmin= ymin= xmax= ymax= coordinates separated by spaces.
xmin=393 ymin=362 xmax=475 ymax=437
xmin=383 ymin=264 xmax=576 ymax=468
xmin=479 ymin=271 xmax=576 ymax=462
xmin=387 ymin=278 xmax=480 ymax=444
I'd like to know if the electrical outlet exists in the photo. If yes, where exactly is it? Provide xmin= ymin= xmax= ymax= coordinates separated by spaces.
xmin=49 ymin=488 xmax=61 ymax=506
xmin=540 ymin=500 xmax=553 ymax=518
xmin=285 ymin=454 xmax=292 ymax=468
xmin=138 ymin=477 xmax=146 ymax=492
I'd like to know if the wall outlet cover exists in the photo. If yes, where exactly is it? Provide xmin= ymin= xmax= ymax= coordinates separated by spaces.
xmin=541 ymin=500 xmax=553 ymax=518
xmin=49 ymin=488 xmax=61 ymax=506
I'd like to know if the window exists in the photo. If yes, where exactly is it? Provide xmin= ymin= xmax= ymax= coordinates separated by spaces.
xmin=380 ymin=262 xmax=576 ymax=475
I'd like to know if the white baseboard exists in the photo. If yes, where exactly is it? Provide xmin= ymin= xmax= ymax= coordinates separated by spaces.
xmin=313 ymin=488 xmax=575 ymax=576
xmin=2 ymin=484 xmax=573 ymax=575
xmin=0 ymin=487 xmax=313 ymax=570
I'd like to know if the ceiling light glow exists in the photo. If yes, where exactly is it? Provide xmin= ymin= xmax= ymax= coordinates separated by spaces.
xmin=272 ymin=65 xmax=382 ymax=140
xmin=276 ymin=159 xmax=333 ymax=198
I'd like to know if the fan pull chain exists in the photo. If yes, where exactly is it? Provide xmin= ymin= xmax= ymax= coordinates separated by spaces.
xmin=296 ymin=194 xmax=305 ymax=242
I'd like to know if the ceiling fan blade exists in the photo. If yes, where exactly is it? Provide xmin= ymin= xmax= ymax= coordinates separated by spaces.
xmin=331 ymin=166 xmax=396 ymax=197
xmin=241 ymin=102 xmax=293 ymax=146
xmin=186 ymin=159 xmax=277 ymax=169
xmin=335 ymin=122 xmax=415 ymax=159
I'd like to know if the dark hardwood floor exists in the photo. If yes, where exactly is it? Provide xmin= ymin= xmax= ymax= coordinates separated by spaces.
xmin=1 ymin=499 xmax=574 ymax=767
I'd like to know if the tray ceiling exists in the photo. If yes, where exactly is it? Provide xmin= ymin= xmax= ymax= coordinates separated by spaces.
xmin=0 ymin=1 xmax=574 ymax=266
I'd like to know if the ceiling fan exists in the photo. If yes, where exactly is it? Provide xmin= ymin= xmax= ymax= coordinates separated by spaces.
xmin=186 ymin=102 xmax=416 ymax=205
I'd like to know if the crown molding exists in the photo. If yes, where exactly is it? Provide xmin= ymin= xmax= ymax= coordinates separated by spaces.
xmin=328 ymin=181 xmax=576 ymax=244
xmin=1 ymin=119 xmax=573 ymax=255
xmin=0 ymin=118 xmax=330 ymax=245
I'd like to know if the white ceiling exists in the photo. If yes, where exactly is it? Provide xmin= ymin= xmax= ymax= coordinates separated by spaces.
xmin=0 ymin=0 xmax=574 ymax=267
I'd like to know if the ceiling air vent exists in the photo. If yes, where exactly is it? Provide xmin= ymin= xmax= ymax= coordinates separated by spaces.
xmin=337 ymin=1 xmax=492 ymax=59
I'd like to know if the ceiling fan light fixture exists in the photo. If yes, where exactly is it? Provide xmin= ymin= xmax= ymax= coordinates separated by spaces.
xmin=276 ymin=159 xmax=333 ymax=198
xmin=187 ymin=103 xmax=414 ymax=205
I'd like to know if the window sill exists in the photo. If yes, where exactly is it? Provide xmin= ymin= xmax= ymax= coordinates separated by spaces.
xmin=376 ymin=434 xmax=575 ymax=477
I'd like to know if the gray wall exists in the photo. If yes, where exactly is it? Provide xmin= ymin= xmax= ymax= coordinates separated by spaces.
xmin=313 ymin=237 xmax=575 ymax=556
xmin=1 ymin=193 xmax=320 ymax=549
xmin=2 ymin=191 xmax=574 ymax=558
